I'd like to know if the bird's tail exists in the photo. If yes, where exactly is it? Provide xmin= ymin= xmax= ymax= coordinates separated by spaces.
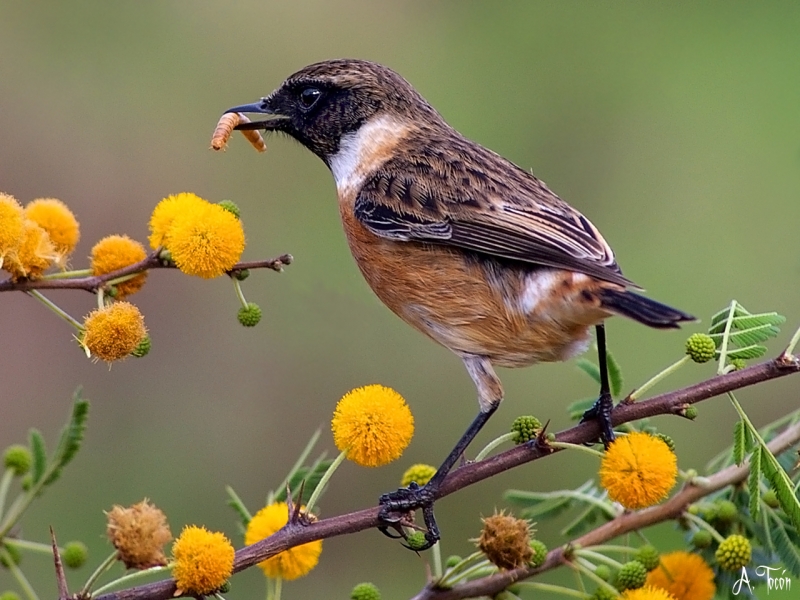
xmin=599 ymin=288 xmax=696 ymax=329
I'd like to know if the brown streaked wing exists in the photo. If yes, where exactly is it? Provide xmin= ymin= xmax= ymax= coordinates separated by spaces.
xmin=353 ymin=141 xmax=636 ymax=288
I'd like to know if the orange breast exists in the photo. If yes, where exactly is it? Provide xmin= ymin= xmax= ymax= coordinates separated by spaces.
xmin=338 ymin=200 xmax=613 ymax=367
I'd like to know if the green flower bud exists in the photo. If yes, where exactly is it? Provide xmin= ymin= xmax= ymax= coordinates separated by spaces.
xmin=510 ymin=415 xmax=542 ymax=444
xmin=218 ymin=581 xmax=231 ymax=593
xmin=405 ymin=532 xmax=429 ymax=552
xmin=62 ymin=541 xmax=88 ymax=569
xmin=763 ymin=489 xmax=780 ymax=509
xmin=594 ymin=564 xmax=612 ymax=581
xmin=529 ymin=539 xmax=548 ymax=567
xmin=729 ymin=358 xmax=746 ymax=371
xmin=683 ymin=405 xmax=698 ymax=420
xmin=715 ymin=534 xmax=751 ymax=571
xmin=635 ymin=544 xmax=660 ymax=571
xmin=20 ymin=474 xmax=32 ymax=492
xmin=217 ymin=200 xmax=241 ymax=219
xmin=445 ymin=555 xmax=462 ymax=568
xmin=692 ymin=529 xmax=713 ymax=549
xmin=237 ymin=302 xmax=262 ymax=327
xmin=350 ymin=582 xmax=381 ymax=600
xmin=0 ymin=592 xmax=21 ymax=600
xmin=615 ymin=560 xmax=647 ymax=591
xmin=131 ymin=335 xmax=151 ymax=358
xmin=591 ymin=586 xmax=617 ymax=600
xmin=3 ymin=445 xmax=32 ymax=476
xmin=232 ymin=268 xmax=250 ymax=281
xmin=715 ymin=500 xmax=738 ymax=524
xmin=685 ymin=333 xmax=717 ymax=363
xmin=401 ymin=464 xmax=437 ymax=488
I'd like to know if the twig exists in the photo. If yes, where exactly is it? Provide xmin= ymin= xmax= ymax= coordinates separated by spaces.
xmin=51 ymin=527 xmax=69 ymax=600
xmin=92 ymin=356 xmax=800 ymax=600
xmin=0 ymin=253 xmax=293 ymax=293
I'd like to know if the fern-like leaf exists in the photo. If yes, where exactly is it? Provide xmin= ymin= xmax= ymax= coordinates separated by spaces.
xmin=606 ymin=351 xmax=623 ymax=398
xmin=575 ymin=359 xmax=601 ymax=385
xmin=748 ymin=445 xmax=761 ymax=519
xmin=734 ymin=420 xmax=746 ymax=466
xmin=771 ymin=518 xmax=800 ymax=577
xmin=44 ymin=393 xmax=89 ymax=486
xmin=29 ymin=429 xmax=47 ymax=485
xmin=723 ymin=345 xmax=768 ymax=360
xmin=760 ymin=446 xmax=800 ymax=531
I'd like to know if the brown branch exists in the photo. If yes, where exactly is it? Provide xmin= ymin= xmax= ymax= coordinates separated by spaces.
xmin=92 ymin=355 xmax=800 ymax=600
xmin=412 ymin=418 xmax=800 ymax=600
xmin=0 ymin=253 xmax=293 ymax=293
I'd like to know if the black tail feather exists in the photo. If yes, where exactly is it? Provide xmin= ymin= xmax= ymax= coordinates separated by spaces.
xmin=600 ymin=288 xmax=695 ymax=329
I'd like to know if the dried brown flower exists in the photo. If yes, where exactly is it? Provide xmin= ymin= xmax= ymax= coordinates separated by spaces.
xmin=474 ymin=510 xmax=533 ymax=570
xmin=106 ymin=499 xmax=173 ymax=569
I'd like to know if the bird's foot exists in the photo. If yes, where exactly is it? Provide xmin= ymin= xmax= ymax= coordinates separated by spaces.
xmin=580 ymin=391 xmax=615 ymax=448
xmin=378 ymin=482 xmax=440 ymax=551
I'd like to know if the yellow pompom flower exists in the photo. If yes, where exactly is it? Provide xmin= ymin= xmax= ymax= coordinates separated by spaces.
xmin=599 ymin=432 xmax=677 ymax=510
xmin=332 ymin=384 xmax=414 ymax=467
xmin=401 ymin=464 xmax=437 ymax=487
xmin=172 ymin=525 xmax=234 ymax=595
xmin=148 ymin=192 xmax=207 ymax=249
xmin=82 ymin=302 xmax=146 ymax=362
xmin=4 ymin=219 xmax=57 ymax=280
xmin=167 ymin=202 xmax=245 ymax=278
xmin=90 ymin=235 xmax=148 ymax=299
xmin=0 ymin=193 xmax=25 ymax=265
xmin=620 ymin=586 xmax=677 ymax=600
xmin=645 ymin=551 xmax=715 ymax=600
xmin=245 ymin=502 xmax=322 ymax=581
xmin=25 ymin=198 xmax=80 ymax=259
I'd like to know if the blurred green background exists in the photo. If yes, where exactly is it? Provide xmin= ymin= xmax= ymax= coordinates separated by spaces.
xmin=1 ymin=2 xmax=799 ymax=598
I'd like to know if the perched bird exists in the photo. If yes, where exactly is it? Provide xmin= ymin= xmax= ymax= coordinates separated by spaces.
xmin=225 ymin=59 xmax=694 ymax=548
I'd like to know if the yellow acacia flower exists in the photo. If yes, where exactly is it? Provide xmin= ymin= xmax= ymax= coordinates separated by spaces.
xmin=646 ymin=551 xmax=715 ymax=600
xmin=172 ymin=525 xmax=234 ymax=595
xmin=0 ymin=192 xmax=25 ymax=265
xmin=25 ymin=198 xmax=80 ymax=260
xmin=620 ymin=586 xmax=677 ymax=600
xmin=401 ymin=463 xmax=437 ymax=487
xmin=168 ymin=202 xmax=245 ymax=278
xmin=245 ymin=502 xmax=322 ymax=581
xmin=332 ymin=384 xmax=414 ymax=467
xmin=90 ymin=235 xmax=148 ymax=299
xmin=599 ymin=432 xmax=677 ymax=510
xmin=82 ymin=302 xmax=146 ymax=362
xmin=106 ymin=499 xmax=172 ymax=569
xmin=4 ymin=219 xmax=57 ymax=280
xmin=148 ymin=192 xmax=207 ymax=249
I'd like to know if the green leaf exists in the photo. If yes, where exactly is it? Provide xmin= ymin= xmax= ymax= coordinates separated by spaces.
xmin=225 ymin=485 xmax=252 ymax=528
xmin=760 ymin=445 xmax=800 ymax=531
xmin=734 ymin=420 xmax=746 ymax=466
xmin=561 ymin=500 xmax=607 ymax=537
xmin=606 ymin=351 xmax=623 ymax=398
xmin=275 ymin=457 xmax=333 ymax=504
xmin=709 ymin=302 xmax=750 ymax=328
xmin=722 ymin=345 xmax=768 ymax=360
xmin=708 ymin=323 xmax=782 ymax=347
xmin=707 ymin=314 xmax=785 ymax=336
xmin=44 ymin=392 xmax=89 ymax=486
xmin=29 ymin=429 xmax=47 ymax=485
xmin=575 ymin=359 xmax=601 ymax=385
xmin=567 ymin=397 xmax=597 ymax=421
xmin=770 ymin=517 xmax=800 ymax=577
xmin=748 ymin=445 xmax=761 ymax=519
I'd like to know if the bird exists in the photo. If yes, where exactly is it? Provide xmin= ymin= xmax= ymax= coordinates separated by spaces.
xmin=224 ymin=58 xmax=694 ymax=549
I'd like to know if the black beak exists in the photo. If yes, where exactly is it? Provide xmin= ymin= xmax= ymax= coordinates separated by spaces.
xmin=224 ymin=99 xmax=286 ymax=130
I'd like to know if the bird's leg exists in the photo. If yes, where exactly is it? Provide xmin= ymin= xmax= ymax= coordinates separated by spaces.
xmin=378 ymin=355 xmax=502 ymax=550
xmin=580 ymin=322 xmax=615 ymax=447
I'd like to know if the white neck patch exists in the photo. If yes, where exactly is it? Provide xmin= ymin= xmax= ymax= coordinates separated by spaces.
xmin=329 ymin=114 xmax=410 ymax=197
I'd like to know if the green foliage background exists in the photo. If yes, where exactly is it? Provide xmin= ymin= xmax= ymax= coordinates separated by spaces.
xmin=1 ymin=2 xmax=798 ymax=598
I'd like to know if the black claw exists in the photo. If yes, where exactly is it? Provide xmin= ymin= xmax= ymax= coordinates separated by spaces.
xmin=580 ymin=392 xmax=615 ymax=448
xmin=378 ymin=482 xmax=440 ymax=550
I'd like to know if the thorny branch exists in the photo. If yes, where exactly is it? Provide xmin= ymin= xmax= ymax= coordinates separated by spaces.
xmin=88 ymin=353 xmax=800 ymax=600
xmin=0 ymin=252 xmax=293 ymax=293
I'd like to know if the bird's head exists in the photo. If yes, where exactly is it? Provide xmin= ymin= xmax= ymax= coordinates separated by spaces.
xmin=225 ymin=59 xmax=442 ymax=164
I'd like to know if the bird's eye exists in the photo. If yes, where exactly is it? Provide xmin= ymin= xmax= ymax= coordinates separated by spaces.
xmin=298 ymin=87 xmax=322 ymax=110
